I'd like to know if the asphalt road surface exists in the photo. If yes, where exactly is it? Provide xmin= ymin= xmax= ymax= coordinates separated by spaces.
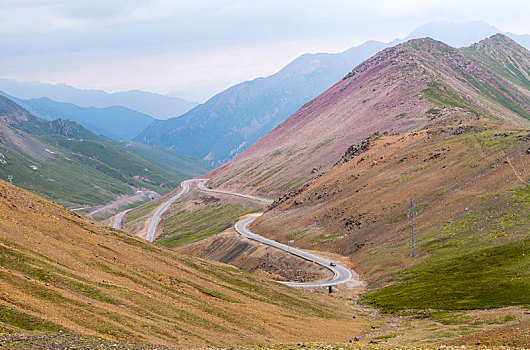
xmin=235 ymin=215 xmax=357 ymax=287
xmin=196 ymin=181 xmax=357 ymax=287
xmin=145 ymin=179 xmax=208 ymax=242
xmin=198 ymin=179 xmax=273 ymax=204
xmin=145 ymin=178 xmax=358 ymax=287
xmin=113 ymin=209 xmax=132 ymax=229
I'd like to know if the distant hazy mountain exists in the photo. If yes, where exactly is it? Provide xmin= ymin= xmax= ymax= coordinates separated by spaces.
xmin=135 ymin=21 xmax=530 ymax=165
xmin=135 ymin=40 xmax=395 ymax=165
xmin=0 ymin=79 xmax=197 ymax=119
xmin=17 ymin=97 xmax=155 ymax=140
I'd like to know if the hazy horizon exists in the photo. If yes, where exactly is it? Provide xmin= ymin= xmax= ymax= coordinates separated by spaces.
xmin=1 ymin=0 xmax=529 ymax=102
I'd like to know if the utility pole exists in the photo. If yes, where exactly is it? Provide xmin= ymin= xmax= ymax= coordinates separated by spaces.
xmin=409 ymin=197 xmax=417 ymax=259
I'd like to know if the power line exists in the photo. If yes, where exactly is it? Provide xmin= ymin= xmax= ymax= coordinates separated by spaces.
xmin=409 ymin=197 xmax=417 ymax=259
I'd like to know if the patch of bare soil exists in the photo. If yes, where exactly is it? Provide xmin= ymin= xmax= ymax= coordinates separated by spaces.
xmin=184 ymin=228 xmax=334 ymax=283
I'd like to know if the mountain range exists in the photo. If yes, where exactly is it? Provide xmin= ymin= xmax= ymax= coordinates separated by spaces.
xmin=135 ymin=21 xmax=530 ymax=165
xmin=0 ymin=95 xmax=210 ymax=207
xmin=13 ymin=96 xmax=155 ymax=140
xmin=200 ymin=33 xmax=529 ymax=316
xmin=0 ymin=78 xmax=197 ymax=119
xmin=207 ymin=34 xmax=530 ymax=195
xmin=1 ymin=22 xmax=530 ymax=348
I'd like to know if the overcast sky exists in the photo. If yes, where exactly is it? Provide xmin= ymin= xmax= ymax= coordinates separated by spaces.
xmin=1 ymin=0 xmax=529 ymax=102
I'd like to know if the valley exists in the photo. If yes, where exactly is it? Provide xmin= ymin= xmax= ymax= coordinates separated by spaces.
xmin=0 ymin=19 xmax=529 ymax=350
xmin=117 ymin=33 xmax=530 ymax=347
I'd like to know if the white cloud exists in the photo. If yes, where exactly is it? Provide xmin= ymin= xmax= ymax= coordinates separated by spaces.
xmin=0 ymin=0 xmax=528 ymax=101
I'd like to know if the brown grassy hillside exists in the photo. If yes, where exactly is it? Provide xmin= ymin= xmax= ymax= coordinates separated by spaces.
xmin=252 ymin=122 xmax=529 ymax=275
xmin=252 ymin=121 xmax=529 ymax=311
xmin=0 ymin=179 xmax=372 ymax=347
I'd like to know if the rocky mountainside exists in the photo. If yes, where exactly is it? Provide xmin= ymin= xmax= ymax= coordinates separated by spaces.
xmin=0 ymin=179 xmax=361 ymax=346
xmin=0 ymin=95 xmax=39 ymax=126
xmin=233 ymin=35 xmax=530 ymax=318
xmin=135 ymin=22 xmax=529 ymax=166
xmin=207 ymin=34 xmax=530 ymax=197
xmin=252 ymin=124 xmax=529 ymax=296
xmin=135 ymin=40 xmax=393 ymax=165
xmin=462 ymin=34 xmax=530 ymax=90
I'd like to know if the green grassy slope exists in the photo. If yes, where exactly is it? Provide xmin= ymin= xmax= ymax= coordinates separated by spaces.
xmin=0 ymin=132 xmax=194 ymax=206
xmin=157 ymin=202 xmax=258 ymax=248
xmin=110 ymin=139 xmax=211 ymax=179
xmin=461 ymin=34 xmax=530 ymax=91
xmin=0 ymin=97 xmax=210 ymax=207
xmin=361 ymin=154 xmax=530 ymax=311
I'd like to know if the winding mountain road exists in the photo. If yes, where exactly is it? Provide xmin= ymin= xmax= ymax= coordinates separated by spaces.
xmin=113 ymin=209 xmax=132 ymax=229
xmin=145 ymin=178 xmax=358 ymax=287
xmin=87 ymin=192 xmax=146 ymax=218
xmin=198 ymin=180 xmax=358 ymax=287
xmin=198 ymin=179 xmax=273 ymax=203
xmin=145 ymin=179 xmax=208 ymax=242
xmin=235 ymin=215 xmax=357 ymax=287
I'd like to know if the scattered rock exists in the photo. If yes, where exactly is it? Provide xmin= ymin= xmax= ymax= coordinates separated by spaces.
xmin=336 ymin=132 xmax=383 ymax=165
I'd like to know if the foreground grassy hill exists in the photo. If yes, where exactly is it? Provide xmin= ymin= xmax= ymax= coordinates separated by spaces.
xmin=0 ymin=179 xmax=368 ymax=347
xmin=0 ymin=95 xmax=211 ymax=207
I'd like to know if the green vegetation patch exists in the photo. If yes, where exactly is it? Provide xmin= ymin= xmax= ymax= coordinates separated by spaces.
xmin=461 ymin=45 xmax=530 ymax=91
xmin=310 ymin=234 xmax=340 ymax=243
xmin=364 ymin=238 xmax=530 ymax=311
xmin=0 ymin=304 xmax=64 ymax=332
xmin=422 ymin=81 xmax=485 ymax=117
xmin=427 ymin=108 xmax=440 ymax=115
xmin=122 ymin=198 xmax=164 ymax=228
xmin=157 ymin=204 xmax=258 ymax=248
xmin=287 ymin=228 xmax=310 ymax=240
